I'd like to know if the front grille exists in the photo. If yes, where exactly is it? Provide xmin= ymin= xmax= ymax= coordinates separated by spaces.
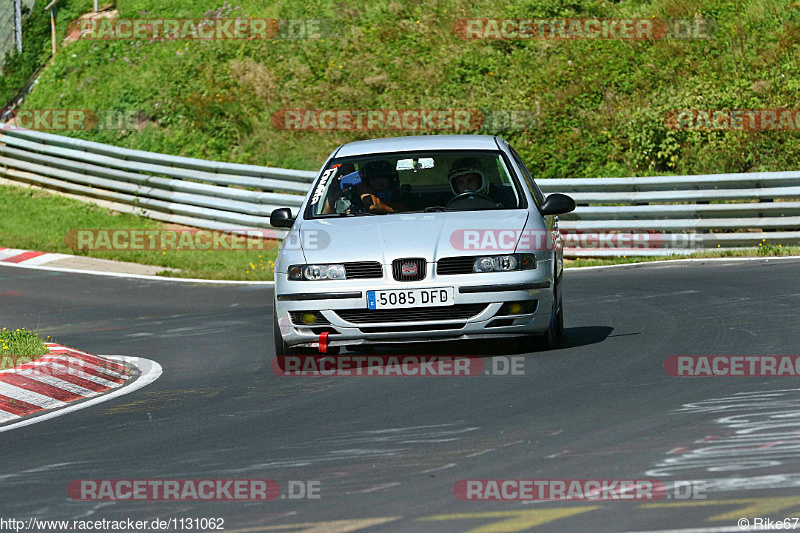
xmin=392 ymin=258 xmax=426 ymax=281
xmin=335 ymin=304 xmax=487 ymax=324
xmin=344 ymin=261 xmax=383 ymax=279
xmin=437 ymin=256 xmax=476 ymax=275
xmin=289 ymin=311 xmax=331 ymax=326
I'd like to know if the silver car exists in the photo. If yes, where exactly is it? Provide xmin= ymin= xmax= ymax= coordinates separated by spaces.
xmin=270 ymin=135 xmax=575 ymax=355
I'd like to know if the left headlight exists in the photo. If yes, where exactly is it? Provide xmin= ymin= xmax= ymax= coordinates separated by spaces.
xmin=473 ymin=254 xmax=536 ymax=273
xmin=288 ymin=264 xmax=346 ymax=281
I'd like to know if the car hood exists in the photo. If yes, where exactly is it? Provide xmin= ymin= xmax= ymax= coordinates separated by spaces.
xmin=298 ymin=210 xmax=529 ymax=263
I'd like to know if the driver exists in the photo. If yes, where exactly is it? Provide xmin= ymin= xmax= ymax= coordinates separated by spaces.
xmin=447 ymin=157 xmax=512 ymax=207
xmin=448 ymin=157 xmax=490 ymax=196
xmin=355 ymin=160 xmax=409 ymax=214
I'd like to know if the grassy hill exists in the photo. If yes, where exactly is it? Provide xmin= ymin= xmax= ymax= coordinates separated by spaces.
xmin=11 ymin=0 xmax=800 ymax=178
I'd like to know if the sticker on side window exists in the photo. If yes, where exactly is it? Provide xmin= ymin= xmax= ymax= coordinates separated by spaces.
xmin=310 ymin=167 xmax=338 ymax=205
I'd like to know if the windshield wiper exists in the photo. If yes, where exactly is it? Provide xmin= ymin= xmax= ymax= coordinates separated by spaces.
xmin=337 ymin=211 xmax=380 ymax=216
xmin=314 ymin=212 xmax=379 ymax=218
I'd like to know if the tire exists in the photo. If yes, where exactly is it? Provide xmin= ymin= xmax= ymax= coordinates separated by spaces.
xmin=517 ymin=277 xmax=563 ymax=352
xmin=273 ymin=308 xmax=293 ymax=358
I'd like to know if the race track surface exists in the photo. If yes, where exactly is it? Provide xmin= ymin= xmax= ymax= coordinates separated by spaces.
xmin=1 ymin=258 xmax=799 ymax=532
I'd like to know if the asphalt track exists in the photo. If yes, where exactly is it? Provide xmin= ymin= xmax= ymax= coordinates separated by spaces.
xmin=1 ymin=258 xmax=800 ymax=532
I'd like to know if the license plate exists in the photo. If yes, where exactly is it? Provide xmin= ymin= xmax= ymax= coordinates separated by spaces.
xmin=367 ymin=287 xmax=454 ymax=310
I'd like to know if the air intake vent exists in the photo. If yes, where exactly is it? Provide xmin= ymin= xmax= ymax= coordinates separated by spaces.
xmin=335 ymin=304 xmax=486 ymax=324
xmin=437 ymin=256 xmax=475 ymax=275
xmin=344 ymin=261 xmax=383 ymax=279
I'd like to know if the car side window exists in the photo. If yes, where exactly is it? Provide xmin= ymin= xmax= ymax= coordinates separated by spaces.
xmin=510 ymin=147 xmax=545 ymax=207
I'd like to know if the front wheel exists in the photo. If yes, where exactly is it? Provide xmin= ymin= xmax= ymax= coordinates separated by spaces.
xmin=517 ymin=279 xmax=563 ymax=352
xmin=273 ymin=308 xmax=293 ymax=357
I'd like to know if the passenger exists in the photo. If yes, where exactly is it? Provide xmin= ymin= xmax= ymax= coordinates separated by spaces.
xmin=355 ymin=160 xmax=409 ymax=214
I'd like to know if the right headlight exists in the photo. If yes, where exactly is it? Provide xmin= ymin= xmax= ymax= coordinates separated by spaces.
xmin=288 ymin=264 xmax=346 ymax=281
xmin=473 ymin=254 xmax=536 ymax=273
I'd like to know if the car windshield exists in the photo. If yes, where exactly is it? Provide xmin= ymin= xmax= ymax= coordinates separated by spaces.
xmin=306 ymin=151 xmax=524 ymax=218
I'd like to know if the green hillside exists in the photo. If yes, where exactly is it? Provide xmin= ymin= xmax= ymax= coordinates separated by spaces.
xmin=10 ymin=0 xmax=800 ymax=178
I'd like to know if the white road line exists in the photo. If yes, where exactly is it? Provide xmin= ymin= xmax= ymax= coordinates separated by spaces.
xmin=0 ymin=356 xmax=162 ymax=432
xmin=614 ymin=527 xmax=784 ymax=533
xmin=0 ymin=261 xmax=274 ymax=284
xmin=567 ymin=255 xmax=800 ymax=272
xmin=0 ymin=381 xmax=67 ymax=409
xmin=344 ymin=482 xmax=402 ymax=494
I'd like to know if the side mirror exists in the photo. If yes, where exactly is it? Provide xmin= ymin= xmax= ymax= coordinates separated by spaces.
xmin=540 ymin=193 xmax=576 ymax=216
xmin=270 ymin=208 xmax=295 ymax=228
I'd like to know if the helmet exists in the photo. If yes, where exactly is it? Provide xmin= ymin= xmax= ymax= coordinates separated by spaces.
xmin=448 ymin=157 xmax=488 ymax=195
xmin=360 ymin=160 xmax=399 ymax=187
xmin=359 ymin=160 xmax=399 ymax=200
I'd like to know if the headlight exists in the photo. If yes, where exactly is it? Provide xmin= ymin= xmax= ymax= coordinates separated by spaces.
xmin=288 ymin=264 xmax=346 ymax=280
xmin=473 ymin=254 xmax=536 ymax=273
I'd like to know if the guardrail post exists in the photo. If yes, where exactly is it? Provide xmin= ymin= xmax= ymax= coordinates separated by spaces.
xmin=13 ymin=0 xmax=22 ymax=53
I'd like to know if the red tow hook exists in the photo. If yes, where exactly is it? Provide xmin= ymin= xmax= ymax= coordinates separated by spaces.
xmin=318 ymin=331 xmax=329 ymax=354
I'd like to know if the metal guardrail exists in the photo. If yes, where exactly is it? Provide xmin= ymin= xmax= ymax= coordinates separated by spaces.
xmin=537 ymin=172 xmax=800 ymax=255
xmin=1 ymin=127 xmax=799 ymax=256
xmin=0 ymin=127 xmax=316 ymax=238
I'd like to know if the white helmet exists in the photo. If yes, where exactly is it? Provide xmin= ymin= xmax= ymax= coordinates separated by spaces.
xmin=448 ymin=157 xmax=488 ymax=195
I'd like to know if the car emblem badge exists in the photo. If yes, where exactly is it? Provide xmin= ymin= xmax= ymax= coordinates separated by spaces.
xmin=401 ymin=263 xmax=418 ymax=276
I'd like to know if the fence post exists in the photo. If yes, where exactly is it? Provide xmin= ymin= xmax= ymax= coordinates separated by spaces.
xmin=13 ymin=0 xmax=22 ymax=53
xmin=44 ymin=0 xmax=57 ymax=61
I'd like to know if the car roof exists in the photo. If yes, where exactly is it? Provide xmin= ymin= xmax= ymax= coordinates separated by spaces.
xmin=335 ymin=135 xmax=503 ymax=158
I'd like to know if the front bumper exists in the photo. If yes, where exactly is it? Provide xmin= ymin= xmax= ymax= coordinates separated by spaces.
xmin=274 ymin=262 xmax=555 ymax=348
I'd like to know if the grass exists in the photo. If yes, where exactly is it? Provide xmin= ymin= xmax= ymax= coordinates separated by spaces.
xmin=0 ymin=184 xmax=279 ymax=280
xmin=0 ymin=327 xmax=50 ymax=370
xmin=10 ymin=0 xmax=800 ymax=179
xmin=6 ymin=1 xmax=799 ymax=280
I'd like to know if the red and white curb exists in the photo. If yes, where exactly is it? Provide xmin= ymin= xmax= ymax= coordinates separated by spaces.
xmin=0 ymin=247 xmax=70 ymax=266
xmin=0 ymin=343 xmax=162 ymax=431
